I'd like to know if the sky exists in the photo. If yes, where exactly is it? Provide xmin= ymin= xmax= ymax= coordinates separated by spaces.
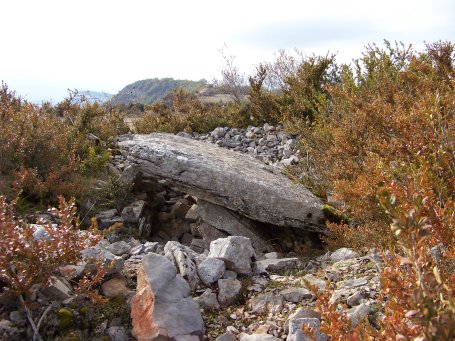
xmin=1 ymin=0 xmax=454 ymax=103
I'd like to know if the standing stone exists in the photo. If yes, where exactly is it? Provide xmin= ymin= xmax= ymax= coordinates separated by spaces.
xmin=196 ymin=201 xmax=274 ymax=254
xmin=209 ymin=236 xmax=255 ymax=275
xmin=131 ymin=253 xmax=205 ymax=340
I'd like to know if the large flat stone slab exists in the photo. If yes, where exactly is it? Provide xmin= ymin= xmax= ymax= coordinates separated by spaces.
xmin=117 ymin=133 xmax=326 ymax=233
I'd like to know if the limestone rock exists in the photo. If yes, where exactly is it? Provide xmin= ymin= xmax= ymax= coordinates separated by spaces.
xmin=198 ymin=222 xmax=229 ymax=245
xmin=347 ymin=303 xmax=371 ymax=327
xmin=42 ymin=276 xmax=71 ymax=300
xmin=30 ymin=224 xmax=56 ymax=241
xmin=347 ymin=291 xmax=364 ymax=307
xmin=96 ymin=209 xmax=124 ymax=230
xmin=101 ymin=277 xmax=131 ymax=298
xmin=105 ymin=240 xmax=132 ymax=256
xmin=107 ymin=326 xmax=128 ymax=341
xmin=216 ymin=332 xmax=237 ymax=341
xmin=153 ymin=298 xmax=205 ymax=339
xmin=338 ymin=277 xmax=368 ymax=289
xmin=218 ymin=279 xmax=242 ymax=307
xmin=121 ymin=200 xmax=146 ymax=224
xmin=81 ymin=246 xmax=125 ymax=275
xmin=302 ymin=274 xmax=326 ymax=289
xmin=240 ymin=333 xmax=281 ymax=341
xmin=280 ymin=288 xmax=313 ymax=303
xmin=131 ymin=267 xmax=157 ymax=340
xmin=253 ymin=258 xmax=302 ymax=275
xmin=143 ymin=241 xmax=159 ymax=253
xmin=117 ymin=133 xmax=325 ymax=233
xmin=330 ymin=248 xmax=359 ymax=262
xmin=184 ymin=204 xmax=199 ymax=222
xmin=197 ymin=257 xmax=226 ymax=286
xmin=210 ymin=236 xmax=254 ymax=275
xmin=164 ymin=241 xmax=203 ymax=290
xmin=287 ymin=318 xmax=328 ymax=341
xmin=194 ymin=288 xmax=220 ymax=310
xmin=249 ymin=293 xmax=284 ymax=314
xmin=131 ymin=253 xmax=205 ymax=340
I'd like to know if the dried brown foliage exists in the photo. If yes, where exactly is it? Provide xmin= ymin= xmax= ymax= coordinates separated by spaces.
xmin=295 ymin=41 xmax=455 ymax=251
xmin=134 ymin=88 xmax=251 ymax=133
xmin=0 ymin=85 xmax=129 ymax=203
xmin=0 ymin=195 xmax=103 ymax=297
xmin=303 ymin=192 xmax=455 ymax=340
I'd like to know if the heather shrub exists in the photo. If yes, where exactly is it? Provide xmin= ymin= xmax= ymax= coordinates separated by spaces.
xmin=134 ymin=88 xmax=251 ymax=133
xmin=0 ymin=84 xmax=129 ymax=204
xmin=296 ymin=41 xmax=455 ymax=250
xmin=0 ymin=195 xmax=102 ymax=298
xmin=247 ymin=51 xmax=339 ymax=127
xmin=303 ymin=191 xmax=455 ymax=340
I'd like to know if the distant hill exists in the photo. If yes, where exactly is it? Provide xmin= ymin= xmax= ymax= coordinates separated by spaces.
xmin=110 ymin=78 xmax=208 ymax=105
xmin=77 ymin=90 xmax=114 ymax=104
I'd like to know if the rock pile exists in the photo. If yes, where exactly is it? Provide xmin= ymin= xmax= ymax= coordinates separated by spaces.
xmin=176 ymin=124 xmax=300 ymax=168
xmin=0 ymin=203 xmax=383 ymax=341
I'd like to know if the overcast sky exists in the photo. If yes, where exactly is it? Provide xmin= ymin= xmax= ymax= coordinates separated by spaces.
xmin=1 ymin=0 xmax=454 ymax=102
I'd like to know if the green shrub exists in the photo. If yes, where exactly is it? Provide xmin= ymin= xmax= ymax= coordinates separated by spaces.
xmin=0 ymin=85 xmax=129 ymax=205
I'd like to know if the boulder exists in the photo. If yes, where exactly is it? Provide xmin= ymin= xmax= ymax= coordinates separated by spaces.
xmin=197 ymin=257 xmax=226 ymax=286
xmin=218 ymin=279 xmax=242 ymax=307
xmin=42 ymin=276 xmax=71 ymax=300
xmin=121 ymin=200 xmax=146 ymax=224
xmin=117 ymin=133 xmax=325 ymax=233
xmin=209 ymin=236 xmax=254 ymax=275
xmin=287 ymin=318 xmax=328 ymax=341
xmin=329 ymin=248 xmax=359 ymax=262
xmin=249 ymin=293 xmax=284 ymax=314
xmin=164 ymin=241 xmax=204 ymax=290
xmin=253 ymin=258 xmax=302 ymax=275
xmin=131 ymin=253 xmax=205 ymax=340
xmin=81 ymin=246 xmax=125 ymax=275
xmin=105 ymin=240 xmax=132 ymax=256
xmin=194 ymin=288 xmax=220 ymax=310
xmin=101 ymin=277 xmax=131 ymax=298
xmin=280 ymin=288 xmax=313 ymax=303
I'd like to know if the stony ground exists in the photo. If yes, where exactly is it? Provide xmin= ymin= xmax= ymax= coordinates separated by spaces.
xmin=1 ymin=125 xmax=385 ymax=340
